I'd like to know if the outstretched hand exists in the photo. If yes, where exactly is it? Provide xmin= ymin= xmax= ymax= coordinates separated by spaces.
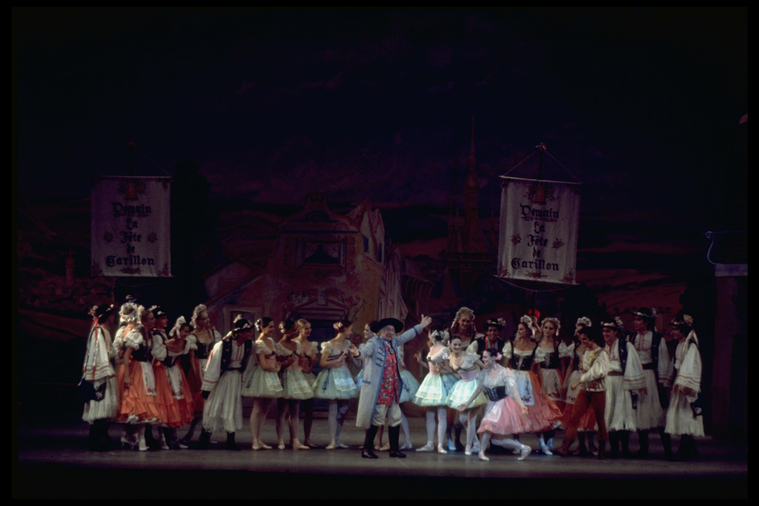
xmin=419 ymin=315 xmax=432 ymax=329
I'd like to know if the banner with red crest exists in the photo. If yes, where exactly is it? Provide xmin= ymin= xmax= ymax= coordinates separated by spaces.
xmin=91 ymin=176 xmax=172 ymax=277
xmin=497 ymin=177 xmax=581 ymax=284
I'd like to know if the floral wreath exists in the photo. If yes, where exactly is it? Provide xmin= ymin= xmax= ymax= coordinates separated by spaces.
xmin=542 ymin=317 xmax=561 ymax=336
xmin=670 ymin=314 xmax=694 ymax=327
xmin=576 ymin=316 xmax=592 ymax=328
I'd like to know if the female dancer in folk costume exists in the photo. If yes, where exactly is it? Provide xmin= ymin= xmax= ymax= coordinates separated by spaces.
xmin=629 ymin=307 xmax=670 ymax=458
xmin=81 ymin=304 xmax=120 ymax=451
xmin=555 ymin=325 xmax=610 ymax=460
xmin=180 ymin=304 xmax=222 ymax=448
xmin=535 ymin=316 xmax=565 ymax=451
xmin=665 ymin=315 xmax=704 ymax=461
xmin=413 ymin=329 xmax=457 ymax=454
xmin=149 ymin=307 xmax=186 ymax=449
xmin=458 ymin=348 xmax=532 ymax=461
xmin=502 ymin=315 xmax=563 ymax=455
xmin=601 ymin=317 xmax=646 ymax=458
xmin=201 ymin=317 xmax=255 ymax=450
xmin=112 ymin=297 xmax=140 ymax=449
xmin=294 ymin=318 xmax=319 ymax=448
xmin=560 ymin=317 xmax=599 ymax=455
xmin=116 ymin=305 xmax=161 ymax=451
xmin=151 ymin=315 xmax=195 ymax=449
xmin=312 ymin=320 xmax=359 ymax=449
xmin=274 ymin=320 xmax=313 ymax=450
xmin=446 ymin=335 xmax=488 ymax=455
xmin=242 ymin=317 xmax=284 ymax=450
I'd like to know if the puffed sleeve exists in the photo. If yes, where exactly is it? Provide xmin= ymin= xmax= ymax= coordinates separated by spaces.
xmin=674 ymin=337 xmax=702 ymax=401
xmin=658 ymin=340 xmax=673 ymax=388
xmin=558 ymin=341 xmax=575 ymax=358
xmin=274 ymin=342 xmax=291 ymax=356
xmin=463 ymin=341 xmax=480 ymax=367
xmin=255 ymin=340 xmax=269 ymax=355
xmin=201 ymin=340 xmax=224 ymax=391
xmin=502 ymin=341 xmax=513 ymax=360
xmin=187 ymin=333 xmax=198 ymax=351
xmin=123 ymin=329 xmax=144 ymax=350
xmin=321 ymin=341 xmax=333 ymax=355
xmin=580 ymin=349 xmax=609 ymax=384
xmin=152 ymin=333 xmax=168 ymax=361
xmin=622 ymin=342 xmax=646 ymax=391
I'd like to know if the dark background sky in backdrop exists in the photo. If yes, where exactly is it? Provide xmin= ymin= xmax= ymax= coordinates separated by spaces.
xmin=14 ymin=7 xmax=747 ymax=248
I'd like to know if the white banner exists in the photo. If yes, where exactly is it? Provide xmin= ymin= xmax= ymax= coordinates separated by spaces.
xmin=91 ymin=176 xmax=172 ymax=277
xmin=497 ymin=177 xmax=580 ymax=284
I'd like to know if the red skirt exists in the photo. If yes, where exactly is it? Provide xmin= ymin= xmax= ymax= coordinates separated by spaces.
xmin=153 ymin=362 xmax=195 ymax=428
xmin=522 ymin=370 xmax=564 ymax=433
xmin=116 ymin=361 xmax=161 ymax=424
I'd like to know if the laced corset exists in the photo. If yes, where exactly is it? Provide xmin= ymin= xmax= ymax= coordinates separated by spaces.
xmin=256 ymin=338 xmax=278 ymax=368
xmin=193 ymin=329 xmax=216 ymax=360
xmin=506 ymin=340 xmax=536 ymax=371
xmin=535 ymin=342 xmax=561 ymax=369
xmin=426 ymin=346 xmax=450 ymax=375
xmin=276 ymin=341 xmax=301 ymax=372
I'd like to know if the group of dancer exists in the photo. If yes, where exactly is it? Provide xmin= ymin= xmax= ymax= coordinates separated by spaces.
xmin=80 ymin=299 xmax=704 ymax=463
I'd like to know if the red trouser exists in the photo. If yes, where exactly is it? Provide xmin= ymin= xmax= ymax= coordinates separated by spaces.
xmin=564 ymin=389 xmax=607 ymax=442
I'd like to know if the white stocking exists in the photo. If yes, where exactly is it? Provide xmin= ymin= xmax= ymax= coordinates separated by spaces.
xmin=491 ymin=437 xmax=522 ymax=451
xmin=425 ymin=409 xmax=436 ymax=444
xmin=436 ymin=407 xmax=447 ymax=446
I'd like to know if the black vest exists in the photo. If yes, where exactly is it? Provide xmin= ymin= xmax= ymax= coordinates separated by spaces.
xmin=220 ymin=338 xmax=253 ymax=374
xmin=152 ymin=330 xmax=177 ymax=367
xmin=538 ymin=344 xmax=561 ymax=369
xmin=509 ymin=341 xmax=536 ymax=371
xmin=131 ymin=331 xmax=152 ymax=363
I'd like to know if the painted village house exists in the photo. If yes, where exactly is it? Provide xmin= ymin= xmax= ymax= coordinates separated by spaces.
xmin=202 ymin=192 xmax=407 ymax=359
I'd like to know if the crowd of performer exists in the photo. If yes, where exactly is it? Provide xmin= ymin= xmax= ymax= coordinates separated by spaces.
xmin=80 ymin=297 xmax=704 ymax=462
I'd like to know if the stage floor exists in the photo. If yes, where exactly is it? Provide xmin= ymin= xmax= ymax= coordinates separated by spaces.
xmin=15 ymin=407 xmax=747 ymax=499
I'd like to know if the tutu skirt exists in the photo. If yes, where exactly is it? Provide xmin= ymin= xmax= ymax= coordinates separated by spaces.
xmin=82 ymin=376 xmax=119 ymax=424
xmin=517 ymin=370 xmax=563 ymax=432
xmin=446 ymin=378 xmax=488 ymax=409
xmin=116 ymin=361 xmax=161 ymax=424
xmin=413 ymin=373 xmax=456 ymax=407
xmin=478 ymin=397 xmax=531 ymax=436
xmin=241 ymin=366 xmax=284 ymax=398
xmin=281 ymin=369 xmax=314 ymax=400
xmin=398 ymin=369 xmax=421 ymax=403
xmin=202 ymin=370 xmax=243 ymax=433
xmin=312 ymin=367 xmax=358 ymax=399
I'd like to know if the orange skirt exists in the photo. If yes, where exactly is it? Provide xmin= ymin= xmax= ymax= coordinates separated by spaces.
xmin=153 ymin=362 xmax=195 ymax=428
xmin=117 ymin=361 xmax=161 ymax=424
xmin=184 ymin=355 xmax=206 ymax=415
xmin=522 ymin=370 xmax=564 ymax=433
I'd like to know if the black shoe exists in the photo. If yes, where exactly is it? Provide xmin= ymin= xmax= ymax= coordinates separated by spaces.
xmin=198 ymin=431 xmax=211 ymax=450
xmin=389 ymin=449 xmax=406 ymax=458
xmin=225 ymin=433 xmax=240 ymax=451
xmin=362 ymin=448 xmax=379 ymax=459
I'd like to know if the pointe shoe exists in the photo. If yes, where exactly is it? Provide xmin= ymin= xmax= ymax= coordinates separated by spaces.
xmin=416 ymin=442 xmax=434 ymax=452
xmin=472 ymin=443 xmax=481 ymax=453
xmin=400 ymin=441 xmax=414 ymax=451
xmin=260 ymin=442 xmax=272 ymax=450
xmin=539 ymin=443 xmax=553 ymax=456
xmin=251 ymin=440 xmax=262 ymax=451
xmin=447 ymin=436 xmax=456 ymax=452
xmin=437 ymin=444 xmax=448 ymax=454
xmin=478 ymin=450 xmax=490 ymax=461
xmin=304 ymin=440 xmax=318 ymax=449
xmin=278 ymin=440 xmax=286 ymax=450
xmin=465 ymin=445 xmax=472 ymax=456
xmin=335 ymin=442 xmax=349 ymax=449
xmin=292 ymin=439 xmax=309 ymax=450
xmin=326 ymin=440 xmax=337 ymax=450
xmin=160 ymin=436 xmax=170 ymax=450
xmin=380 ymin=442 xmax=391 ymax=451
xmin=518 ymin=444 xmax=532 ymax=461
xmin=138 ymin=438 xmax=149 ymax=452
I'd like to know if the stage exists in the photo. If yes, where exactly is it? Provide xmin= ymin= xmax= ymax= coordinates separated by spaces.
xmin=15 ymin=404 xmax=747 ymax=499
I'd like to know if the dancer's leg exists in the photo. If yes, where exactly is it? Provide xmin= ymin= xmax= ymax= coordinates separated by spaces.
xmin=400 ymin=410 xmax=413 ymax=449
xmin=437 ymin=407 xmax=448 ymax=453
xmin=326 ymin=400 xmax=338 ymax=448
xmin=416 ymin=409 xmax=436 ymax=451
xmin=303 ymin=399 xmax=315 ymax=446
xmin=478 ymin=431 xmax=491 ymax=460
xmin=276 ymin=398 xmax=288 ymax=447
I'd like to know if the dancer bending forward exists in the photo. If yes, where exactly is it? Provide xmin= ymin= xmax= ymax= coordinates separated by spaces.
xmin=458 ymin=348 xmax=531 ymax=461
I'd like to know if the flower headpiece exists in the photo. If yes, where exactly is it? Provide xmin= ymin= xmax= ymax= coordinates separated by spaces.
xmin=254 ymin=318 xmax=266 ymax=333
xmin=333 ymin=321 xmax=346 ymax=332
xmin=119 ymin=299 xmax=139 ymax=324
xmin=169 ymin=316 xmax=187 ymax=337
xmin=601 ymin=316 xmax=625 ymax=331
xmin=519 ymin=315 xmax=533 ymax=326
xmin=670 ymin=314 xmax=694 ymax=327
xmin=484 ymin=318 xmax=504 ymax=331
xmin=576 ymin=316 xmax=592 ymax=328
xmin=542 ymin=317 xmax=561 ymax=336
xmin=430 ymin=329 xmax=450 ymax=342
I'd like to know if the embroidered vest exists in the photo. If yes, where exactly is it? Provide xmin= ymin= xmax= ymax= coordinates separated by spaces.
xmin=220 ymin=338 xmax=253 ymax=374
